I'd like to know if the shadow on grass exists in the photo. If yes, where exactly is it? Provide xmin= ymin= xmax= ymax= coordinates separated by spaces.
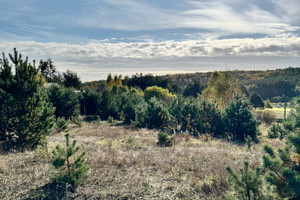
xmin=25 ymin=181 xmax=74 ymax=200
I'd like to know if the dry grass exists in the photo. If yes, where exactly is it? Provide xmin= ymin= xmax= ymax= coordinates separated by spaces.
xmin=0 ymin=121 xmax=284 ymax=199
xmin=254 ymin=107 xmax=291 ymax=122
xmin=0 ymin=156 xmax=6 ymax=174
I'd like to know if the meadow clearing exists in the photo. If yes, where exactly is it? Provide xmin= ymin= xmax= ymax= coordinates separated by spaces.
xmin=0 ymin=111 xmax=285 ymax=199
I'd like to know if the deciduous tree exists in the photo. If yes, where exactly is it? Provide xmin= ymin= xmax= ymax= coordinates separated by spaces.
xmin=202 ymin=71 xmax=240 ymax=108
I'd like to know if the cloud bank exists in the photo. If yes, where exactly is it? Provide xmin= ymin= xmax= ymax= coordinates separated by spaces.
xmin=2 ymin=36 xmax=300 ymax=81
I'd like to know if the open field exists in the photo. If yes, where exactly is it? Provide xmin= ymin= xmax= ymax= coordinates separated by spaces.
xmin=264 ymin=107 xmax=291 ymax=119
xmin=253 ymin=106 xmax=291 ymax=123
xmin=0 ymin=121 xmax=284 ymax=200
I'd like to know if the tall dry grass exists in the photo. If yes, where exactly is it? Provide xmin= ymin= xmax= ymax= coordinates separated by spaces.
xmin=0 ymin=121 xmax=283 ymax=199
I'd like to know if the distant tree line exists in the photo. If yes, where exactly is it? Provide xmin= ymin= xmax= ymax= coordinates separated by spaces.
xmin=248 ymin=79 xmax=298 ymax=102
xmin=83 ymin=68 xmax=300 ymax=103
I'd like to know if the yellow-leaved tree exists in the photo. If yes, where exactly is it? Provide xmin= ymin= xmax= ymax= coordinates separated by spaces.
xmin=144 ymin=86 xmax=176 ymax=104
xmin=202 ymin=71 xmax=240 ymax=108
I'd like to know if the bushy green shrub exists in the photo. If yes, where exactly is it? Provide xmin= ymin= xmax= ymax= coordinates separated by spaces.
xmin=157 ymin=132 xmax=173 ymax=147
xmin=52 ymin=133 xmax=89 ymax=189
xmin=169 ymin=96 xmax=187 ymax=129
xmin=129 ymin=96 xmax=173 ymax=129
xmin=225 ymin=162 xmax=277 ymax=200
xmin=194 ymin=99 xmax=224 ymax=137
xmin=267 ymin=124 xmax=286 ymax=139
xmin=80 ymin=89 xmax=99 ymax=115
xmin=97 ymin=90 xmax=112 ymax=119
xmin=144 ymin=97 xmax=173 ymax=129
xmin=284 ymin=98 xmax=300 ymax=131
xmin=132 ymin=100 xmax=148 ymax=127
xmin=282 ymin=118 xmax=294 ymax=133
xmin=183 ymin=98 xmax=224 ymax=137
xmin=170 ymin=96 xmax=224 ymax=137
xmin=97 ymin=86 xmax=128 ymax=120
xmin=122 ymin=89 xmax=145 ymax=124
xmin=56 ymin=117 xmax=68 ymax=132
xmin=225 ymin=162 xmax=263 ymax=200
xmin=263 ymin=130 xmax=300 ymax=199
xmin=0 ymin=49 xmax=55 ymax=150
xmin=48 ymin=85 xmax=80 ymax=120
xmin=224 ymin=93 xmax=260 ymax=141
xmin=130 ymin=96 xmax=171 ymax=128
xmin=245 ymin=135 xmax=253 ymax=150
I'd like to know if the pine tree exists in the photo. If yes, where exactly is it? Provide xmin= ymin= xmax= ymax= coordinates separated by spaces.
xmin=226 ymin=162 xmax=263 ymax=200
xmin=122 ymin=88 xmax=145 ymax=124
xmin=224 ymin=93 xmax=260 ymax=141
xmin=52 ymin=133 xmax=89 ymax=188
xmin=225 ymin=162 xmax=278 ymax=200
xmin=284 ymin=97 xmax=300 ymax=131
xmin=48 ymin=85 xmax=80 ymax=120
xmin=38 ymin=59 xmax=57 ymax=82
xmin=157 ymin=131 xmax=173 ymax=147
xmin=263 ymin=130 xmax=300 ymax=199
xmin=104 ymin=73 xmax=122 ymax=90
xmin=144 ymin=97 xmax=172 ymax=129
xmin=197 ymin=99 xmax=224 ymax=137
xmin=63 ymin=70 xmax=81 ymax=89
xmin=0 ymin=49 xmax=55 ymax=150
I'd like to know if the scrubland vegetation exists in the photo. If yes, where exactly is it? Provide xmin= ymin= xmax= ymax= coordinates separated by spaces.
xmin=0 ymin=49 xmax=299 ymax=199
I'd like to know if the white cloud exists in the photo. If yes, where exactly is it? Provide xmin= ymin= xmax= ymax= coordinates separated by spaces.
xmin=2 ymin=37 xmax=300 ymax=62
xmin=2 ymin=36 xmax=300 ymax=81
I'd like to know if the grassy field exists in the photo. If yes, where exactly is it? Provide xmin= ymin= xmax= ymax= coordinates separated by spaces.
xmin=253 ymin=106 xmax=291 ymax=123
xmin=0 ymin=120 xmax=284 ymax=200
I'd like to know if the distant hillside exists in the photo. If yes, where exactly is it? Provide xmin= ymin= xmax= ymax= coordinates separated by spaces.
xmin=83 ymin=67 xmax=300 ymax=102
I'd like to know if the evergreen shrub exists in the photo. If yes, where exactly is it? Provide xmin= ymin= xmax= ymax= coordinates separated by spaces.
xmin=157 ymin=132 xmax=173 ymax=147
xmin=224 ymin=93 xmax=260 ymax=141
xmin=0 ymin=49 xmax=55 ymax=150
xmin=52 ymin=133 xmax=89 ymax=189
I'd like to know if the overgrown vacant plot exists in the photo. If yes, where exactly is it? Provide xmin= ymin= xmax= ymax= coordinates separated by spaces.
xmin=0 ymin=121 xmax=284 ymax=199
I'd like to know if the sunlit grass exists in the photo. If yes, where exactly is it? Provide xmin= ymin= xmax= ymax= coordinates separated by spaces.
xmin=0 ymin=121 xmax=285 ymax=199
xmin=253 ymin=106 xmax=291 ymax=120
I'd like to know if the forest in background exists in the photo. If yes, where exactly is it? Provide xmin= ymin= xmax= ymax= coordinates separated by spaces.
xmin=84 ymin=67 xmax=300 ymax=103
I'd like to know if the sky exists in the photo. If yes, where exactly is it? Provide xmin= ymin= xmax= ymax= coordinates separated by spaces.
xmin=1 ymin=0 xmax=300 ymax=82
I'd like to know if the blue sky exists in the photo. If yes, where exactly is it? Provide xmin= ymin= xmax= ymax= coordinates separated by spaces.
xmin=1 ymin=0 xmax=300 ymax=81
